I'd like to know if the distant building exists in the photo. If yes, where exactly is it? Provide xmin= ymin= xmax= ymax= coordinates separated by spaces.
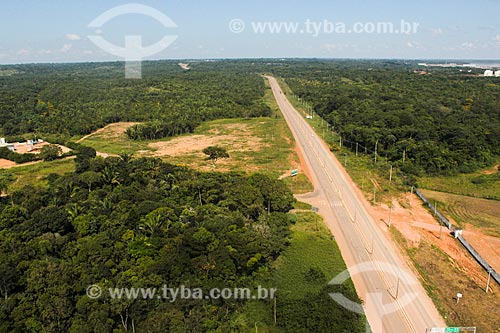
xmin=484 ymin=70 xmax=494 ymax=77
xmin=495 ymin=71 xmax=500 ymax=77
xmin=0 ymin=138 xmax=15 ymax=152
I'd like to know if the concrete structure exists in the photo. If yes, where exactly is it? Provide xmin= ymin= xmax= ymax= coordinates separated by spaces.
xmin=495 ymin=70 xmax=500 ymax=77
xmin=484 ymin=70 xmax=494 ymax=77
xmin=0 ymin=138 xmax=15 ymax=152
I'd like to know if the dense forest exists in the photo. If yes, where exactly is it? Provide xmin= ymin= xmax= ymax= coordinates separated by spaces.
xmin=0 ymin=151 xmax=365 ymax=332
xmin=271 ymin=60 xmax=500 ymax=175
xmin=0 ymin=61 xmax=271 ymax=139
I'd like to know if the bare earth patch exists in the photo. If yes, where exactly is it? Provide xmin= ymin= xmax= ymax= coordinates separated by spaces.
xmin=484 ymin=164 xmax=499 ymax=175
xmin=0 ymin=158 xmax=16 ymax=168
xmin=77 ymin=122 xmax=141 ymax=142
xmin=364 ymin=192 xmax=500 ymax=289
xmin=150 ymin=134 xmax=264 ymax=156
xmin=148 ymin=123 xmax=268 ymax=172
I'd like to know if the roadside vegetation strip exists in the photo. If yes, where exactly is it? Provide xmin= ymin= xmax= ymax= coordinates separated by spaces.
xmin=418 ymin=165 xmax=500 ymax=201
xmin=241 ymin=210 xmax=367 ymax=332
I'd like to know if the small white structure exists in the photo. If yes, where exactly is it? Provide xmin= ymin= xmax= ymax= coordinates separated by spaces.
xmin=0 ymin=138 xmax=15 ymax=152
xmin=484 ymin=70 xmax=494 ymax=77
xmin=495 ymin=70 xmax=500 ymax=77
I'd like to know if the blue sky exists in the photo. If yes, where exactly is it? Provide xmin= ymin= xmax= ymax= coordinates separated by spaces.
xmin=1 ymin=0 xmax=499 ymax=64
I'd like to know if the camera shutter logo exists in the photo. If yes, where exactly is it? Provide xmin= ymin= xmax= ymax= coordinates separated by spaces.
xmin=88 ymin=3 xmax=178 ymax=78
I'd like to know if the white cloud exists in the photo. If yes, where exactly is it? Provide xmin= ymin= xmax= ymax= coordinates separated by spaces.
xmin=65 ymin=33 xmax=81 ymax=41
xmin=322 ymin=43 xmax=338 ymax=51
xmin=83 ymin=50 xmax=93 ymax=55
xmin=430 ymin=28 xmax=443 ymax=36
xmin=494 ymin=35 xmax=500 ymax=46
xmin=95 ymin=29 xmax=103 ymax=35
xmin=60 ymin=44 xmax=72 ymax=53
xmin=16 ymin=49 xmax=30 ymax=56
xmin=460 ymin=42 xmax=476 ymax=49
xmin=406 ymin=41 xmax=421 ymax=48
xmin=321 ymin=43 xmax=355 ymax=52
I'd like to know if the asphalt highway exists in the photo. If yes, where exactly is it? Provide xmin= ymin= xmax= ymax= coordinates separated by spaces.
xmin=267 ymin=76 xmax=446 ymax=333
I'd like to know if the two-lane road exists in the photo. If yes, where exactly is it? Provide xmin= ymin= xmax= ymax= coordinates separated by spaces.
xmin=267 ymin=76 xmax=445 ymax=333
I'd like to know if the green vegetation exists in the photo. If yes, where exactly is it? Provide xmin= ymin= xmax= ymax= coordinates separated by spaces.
xmin=202 ymin=146 xmax=230 ymax=168
xmin=0 ymin=155 xmax=297 ymax=332
xmin=0 ymin=158 xmax=75 ymax=192
xmin=238 ymin=211 xmax=367 ymax=332
xmin=40 ymin=144 xmax=62 ymax=161
xmin=75 ymin=124 xmax=153 ymax=156
xmin=0 ymin=147 xmax=40 ymax=164
xmin=282 ymin=174 xmax=314 ymax=195
xmin=419 ymin=165 xmax=500 ymax=200
xmin=0 ymin=61 xmax=270 ymax=138
xmin=278 ymin=77 xmax=401 ymax=204
xmin=273 ymin=61 xmax=500 ymax=176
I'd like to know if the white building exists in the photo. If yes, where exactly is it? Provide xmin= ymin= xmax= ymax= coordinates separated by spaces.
xmin=495 ymin=71 xmax=500 ymax=77
xmin=484 ymin=70 xmax=494 ymax=77
xmin=0 ymin=138 xmax=15 ymax=152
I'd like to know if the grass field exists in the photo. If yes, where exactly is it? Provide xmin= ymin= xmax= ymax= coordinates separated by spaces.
xmin=238 ymin=209 xmax=360 ymax=332
xmin=272 ymin=211 xmax=349 ymax=299
xmin=1 ymin=158 xmax=75 ymax=192
xmin=420 ymin=189 xmax=500 ymax=237
xmin=419 ymin=166 xmax=500 ymax=200
xmin=391 ymin=228 xmax=500 ymax=332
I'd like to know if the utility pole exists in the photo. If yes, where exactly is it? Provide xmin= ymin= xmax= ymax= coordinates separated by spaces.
xmin=486 ymin=268 xmax=493 ymax=293
xmin=274 ymin=297 xmax=277 ymax=324
xmin=356 ymin=142 xmax=359 ymax=157
xmin=410 ymin=186 xmax=414 ymax=208
xmin=389 ymin=165 xmax=393 ymax=182
xmin=374 ymin=140 xmax=378 ymax=164
xmin=339 ymin=136 xmax=342 ymax=149
xmin=388 ymin=206 xmax=392 ymax=227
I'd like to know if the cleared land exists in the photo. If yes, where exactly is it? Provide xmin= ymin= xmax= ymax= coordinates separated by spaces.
xmin=76 ymin=83 xmax=314 ymax=193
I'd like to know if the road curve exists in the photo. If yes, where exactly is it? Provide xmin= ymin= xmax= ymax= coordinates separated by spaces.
xmin=266 ymin=76 xmax=445 ymax=333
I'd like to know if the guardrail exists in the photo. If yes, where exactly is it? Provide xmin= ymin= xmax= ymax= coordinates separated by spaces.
xmin=414 ymin=188 xmax=500 ymax=288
